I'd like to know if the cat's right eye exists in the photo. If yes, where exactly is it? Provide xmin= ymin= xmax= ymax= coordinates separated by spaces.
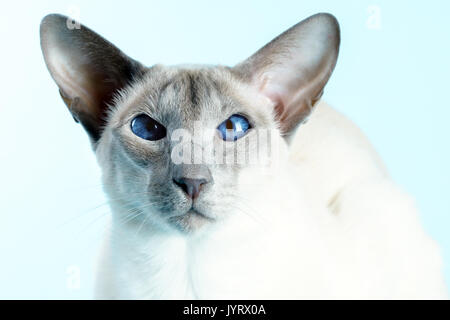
xmin=130 ymin=114 xmax=167 ymax=141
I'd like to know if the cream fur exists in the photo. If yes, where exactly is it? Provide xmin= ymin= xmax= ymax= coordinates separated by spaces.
xmin=95 ymin=102 xmax=447 ymax=299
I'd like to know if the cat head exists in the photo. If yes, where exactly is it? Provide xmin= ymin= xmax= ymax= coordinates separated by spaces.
xmin=40 ymin=13 xmax=340 ymax=233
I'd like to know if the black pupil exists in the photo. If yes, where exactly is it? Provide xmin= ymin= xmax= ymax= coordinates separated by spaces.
xmin=225 ymin=119 xmax=233 ymax=130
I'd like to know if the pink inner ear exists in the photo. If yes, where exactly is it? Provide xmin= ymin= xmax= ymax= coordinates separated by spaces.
xmin=257 ymin=74 xmax=290 ymax=121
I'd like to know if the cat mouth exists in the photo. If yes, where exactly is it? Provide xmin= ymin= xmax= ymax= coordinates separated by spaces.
xmin=168 ymin=207 xmax=215 ymax=232
xmin=189 ymin=208 xmax=213 ymax=219
xmin=183 ymin=207 xmax=215 ymax=221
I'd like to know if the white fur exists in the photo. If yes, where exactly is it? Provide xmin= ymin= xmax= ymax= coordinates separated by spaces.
xmin=95 ymin=102 xmax=447 ymax=299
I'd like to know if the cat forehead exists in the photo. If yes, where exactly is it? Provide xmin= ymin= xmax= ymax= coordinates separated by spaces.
xmin=109 ymin=64 xmax=272 ymax=125
xmin=157 ymin=66 xmax=229 ymax=110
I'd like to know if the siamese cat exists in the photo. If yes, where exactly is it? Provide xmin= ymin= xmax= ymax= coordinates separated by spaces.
xmin=40 ymin=13 xmax=447 ymax=299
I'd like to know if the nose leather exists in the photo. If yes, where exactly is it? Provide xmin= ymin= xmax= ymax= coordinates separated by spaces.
xmin=173 ymin=164 xmax=212 ymax=199
xmin=173 ymin=178 xmax=206 ymax=199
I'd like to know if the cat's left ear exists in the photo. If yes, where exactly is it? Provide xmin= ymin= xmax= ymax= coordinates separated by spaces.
xmin=233 ymin=13 xmax=340 ymax=140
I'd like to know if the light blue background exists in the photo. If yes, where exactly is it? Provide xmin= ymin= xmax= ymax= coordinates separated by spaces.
xmin=0 ymin=0 xmax=448 ymax=299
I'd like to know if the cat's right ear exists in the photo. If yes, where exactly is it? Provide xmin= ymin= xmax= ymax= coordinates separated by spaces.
xmin=40 ymin=14 xmax=145 ymax=144
xmin=233 ymin=13 xmax=340 ymax=142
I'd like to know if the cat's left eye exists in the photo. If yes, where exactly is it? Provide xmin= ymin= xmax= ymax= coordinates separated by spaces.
xmin=217 ymin=114 xmax=251 ymax=141
xmin=130 ymin=114 xmax=166 ymax=141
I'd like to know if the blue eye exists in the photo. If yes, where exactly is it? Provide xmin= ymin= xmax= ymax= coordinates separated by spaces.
xmin=131 ymin=114 xmax=166 ymax=141
xmin=217 ymin=114 xmax=251 ymax=141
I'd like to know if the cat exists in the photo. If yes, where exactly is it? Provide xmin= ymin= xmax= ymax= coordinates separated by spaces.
xmin=40 ymin=13 xmax=447 ymax=299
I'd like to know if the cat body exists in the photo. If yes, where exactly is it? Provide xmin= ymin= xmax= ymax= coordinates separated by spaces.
xmin=40 ymin=13 xmax=447 ymax=299
xmin=95 ymin=102 xmax=446 ymax=299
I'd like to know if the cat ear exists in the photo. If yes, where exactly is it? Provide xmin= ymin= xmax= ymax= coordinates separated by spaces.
xmin=233 ymin=13 xmax=340 ymax=140
xmin=40 ymin=14 xmax=145 ymax=143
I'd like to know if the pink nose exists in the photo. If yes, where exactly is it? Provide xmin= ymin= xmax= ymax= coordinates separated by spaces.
xmin=173 ymin=177 xmax=207 ymax=199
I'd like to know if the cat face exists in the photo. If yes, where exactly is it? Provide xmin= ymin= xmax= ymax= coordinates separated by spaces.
xmin=40 ymin=13 xmax=340 ymax=233
xmin=98 ymin=65 xmax=279 ymax=232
